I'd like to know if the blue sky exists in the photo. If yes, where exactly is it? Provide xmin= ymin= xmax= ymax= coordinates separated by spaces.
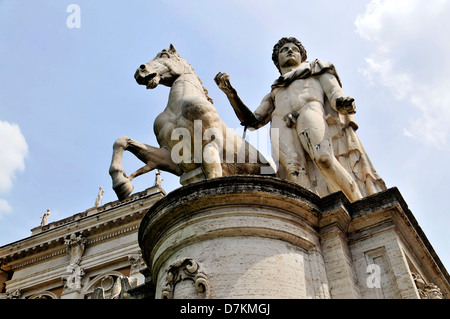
xmin=1 ymin=0 xmax=449 ymax=272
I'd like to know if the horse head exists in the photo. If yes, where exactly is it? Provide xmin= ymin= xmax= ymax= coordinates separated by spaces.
xmin=135 ymin=44 xmax=187 ymax=89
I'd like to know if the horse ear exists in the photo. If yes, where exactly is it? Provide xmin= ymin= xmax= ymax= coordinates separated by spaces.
xmin=169 ymin=44 xmax=177 ymax=54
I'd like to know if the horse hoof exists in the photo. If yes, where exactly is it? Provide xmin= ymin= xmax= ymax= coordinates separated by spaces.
xmin=113 ymin=180 xmax=134 ymax=201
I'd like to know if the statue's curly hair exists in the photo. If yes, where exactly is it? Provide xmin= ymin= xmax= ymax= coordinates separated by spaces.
xmin=272 ymin=37 xmax=307 ymax=74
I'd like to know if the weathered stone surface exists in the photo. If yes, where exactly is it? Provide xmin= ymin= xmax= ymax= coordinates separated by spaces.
xmin=109 ymin=45 xmax=273 ymax=201
xmin=0 ymin=186 xmax=165 ymax=299
xmin=139 ymin=175 xmax=449 ymax=299
xmin=216 ymin=37 xmax=386 ymax=202
xmin=2 ymin=176 xmax=448 ymax=299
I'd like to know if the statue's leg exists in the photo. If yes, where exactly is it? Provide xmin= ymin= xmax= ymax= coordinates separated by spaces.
xmin=202 ymin=141 xmax=222 ymax=178
xmin=109 ymin=136 xmax=182 ymax=200
xmin=272 ymin=116 xmax=315 ymax=192
xmin=297 ymin=104 xmax=362 ymax=202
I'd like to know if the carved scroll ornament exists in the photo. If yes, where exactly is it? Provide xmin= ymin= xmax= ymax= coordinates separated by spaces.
xmin=161 ymin=257 xmax=210 ymax=299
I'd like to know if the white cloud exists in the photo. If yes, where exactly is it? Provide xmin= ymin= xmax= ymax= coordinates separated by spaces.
xmin=0 ymin=198 xmax=12 ymax=215
xmin=0 ymin=120 xmax=28 ymax=217
xmin=355 ymin=0 xmax=450 ymax=148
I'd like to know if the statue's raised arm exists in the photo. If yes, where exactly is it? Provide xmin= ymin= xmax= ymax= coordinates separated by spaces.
xmin=214 ymin=72 xmax=274 ymax=130
xmin=214 ymin=72 xmax=258 ymax=128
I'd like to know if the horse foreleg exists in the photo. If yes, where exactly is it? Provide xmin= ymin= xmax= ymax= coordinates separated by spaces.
xmin=109 ymin=136 xmax=183 ymax=200
xmin=109 ymin=136 xmax=135 ymax=200
xmin=202 ymin=141 xmax=223 ymax=178
xmin=126 ymin=139 xmax=183 ymax=178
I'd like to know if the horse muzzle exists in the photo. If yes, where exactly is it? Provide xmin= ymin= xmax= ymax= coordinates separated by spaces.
xmin=134 ymin=65 xmax=160 ymax=89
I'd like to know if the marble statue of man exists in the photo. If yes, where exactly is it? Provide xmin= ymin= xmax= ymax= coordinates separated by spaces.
xmin=40 ymin=209 xmax=51 ymax=226
xmin=215 ymin=37 xmax=385 ymax=202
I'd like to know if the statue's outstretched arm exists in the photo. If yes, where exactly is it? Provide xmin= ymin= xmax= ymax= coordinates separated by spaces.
xmin=214 ymin=72 xmax=262 ymax=128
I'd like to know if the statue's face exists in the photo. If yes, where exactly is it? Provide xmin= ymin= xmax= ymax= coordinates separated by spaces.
xmin=278 ymin=42 xmax=301 ymax=69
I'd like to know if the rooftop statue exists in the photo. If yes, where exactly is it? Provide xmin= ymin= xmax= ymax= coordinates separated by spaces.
xmin=215 ymin=37 xmax=386 ymax=202
xmin=94 ymin=186 xmax=105 ymax=208
xmin=40 ymin=209 xmax=50 ymax=226
xmin=109 ymin=45 xmax=273 ymax=200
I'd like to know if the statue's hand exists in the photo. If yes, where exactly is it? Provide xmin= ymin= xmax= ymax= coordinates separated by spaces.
xmin=336 ymin=97 xmax=356 ymax=115
xmin=214 ymin=72 xmax=235 ymax=95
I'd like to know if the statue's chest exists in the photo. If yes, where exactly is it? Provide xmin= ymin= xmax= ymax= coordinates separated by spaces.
xmin=273 ymin=77 xmax=324 ymax=114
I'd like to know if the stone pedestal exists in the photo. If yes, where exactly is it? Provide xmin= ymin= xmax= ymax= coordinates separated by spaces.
xmin=138 ymin=176 xmax=449 ymax=299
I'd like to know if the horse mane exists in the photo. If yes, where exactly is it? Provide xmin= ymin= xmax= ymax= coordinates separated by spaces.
xmin=183 ymin=60 xmax=214 ymax=104
xmin=197 ymin=76 xmax=214 ymax=104
xmin=167 ymin=49 xmax=214 ymax=104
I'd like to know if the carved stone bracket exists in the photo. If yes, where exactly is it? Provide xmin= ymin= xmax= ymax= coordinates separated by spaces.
xmin=161 ymin=258 xmax=210 ymax=299
xmin=62 ymin=233 xmax=87 ymax=292
xmin=412 ymin=273 xmax=444 ymax=299
xmin=62 ymin=264 xmax=85 ymax=292
xmin=6 ymin=288 xmax=23 ymax=299
xmin=129 ymin=254 xmax=145 ymax=274
xmin=64 ymin=233 xmax=87 ymax=266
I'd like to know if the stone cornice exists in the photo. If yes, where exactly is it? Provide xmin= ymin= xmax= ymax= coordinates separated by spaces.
xmin=0 ymin=186 xmax=165 ymax=266
xmin=10 ymin=247 xmax=68 ymax=270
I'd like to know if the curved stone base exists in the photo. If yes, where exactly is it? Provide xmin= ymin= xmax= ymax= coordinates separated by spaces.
xmin=138 ymin=175 xmax=450 ymax=299
xmin=138 ymin=175 xmax=330 ymax=299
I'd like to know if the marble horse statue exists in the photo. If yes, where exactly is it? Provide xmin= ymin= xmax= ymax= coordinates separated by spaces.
xmin=109 ymin=45 xmax=273 ymax=200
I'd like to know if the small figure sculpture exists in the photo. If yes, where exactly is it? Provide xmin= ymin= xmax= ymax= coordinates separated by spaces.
xmin=154 ymin=170 xmax=163 ymax=186
xmin=94 ymin=186 xmax=105 ymax=208
xmin=40 ymin=209 xmax=50 ymax=226
xmin=65 ymin=233 xmax=87 ymax=266
xmin=215 ymin=37 xmax=386 ymax=202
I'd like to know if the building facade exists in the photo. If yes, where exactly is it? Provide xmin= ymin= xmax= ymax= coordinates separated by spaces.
xmin=0 ymin=185 xmax=164 ymax=299
xmin=1 ymin=176 xmax=449 ymax=299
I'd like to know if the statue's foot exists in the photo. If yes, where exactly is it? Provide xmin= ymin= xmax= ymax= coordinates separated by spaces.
xmin=113 ymin=177 xmax=134 ymax=201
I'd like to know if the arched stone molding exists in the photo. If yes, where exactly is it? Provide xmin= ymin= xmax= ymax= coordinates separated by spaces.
xmin=80 ymin=270 xmax=125 ymax=299
xmin=28 ymin=291 xmax=58 ymax=299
